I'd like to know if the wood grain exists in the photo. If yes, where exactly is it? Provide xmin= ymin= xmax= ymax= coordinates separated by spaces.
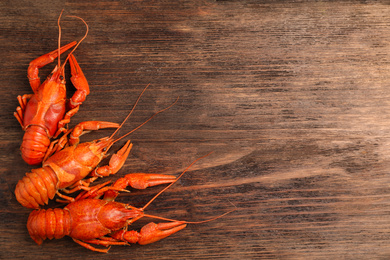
xmin=2 ymin=1 xmax=390 ymax=259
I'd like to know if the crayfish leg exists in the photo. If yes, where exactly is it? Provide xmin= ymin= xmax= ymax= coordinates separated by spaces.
xmin=43 ymin=129 xmax=72 ymax=161
xmin=55 ymin=191 xmax=76 ymax=204
xmin=81 ymin=238 xmax=127 ymax=246
xmin=103 ymin=173 xmax=176 ymax=201
xmin=68 ymin=121 xmax=120 ymax=146
xmin=14 ymin=94 xmax=34 ymax=128
xmin=73 ymin=181 xmax=128 ymax=201
xmin=72 ymin=238 xmax=111 ymax=253
xmin=54 ymin=106 xmax=80 ymax=138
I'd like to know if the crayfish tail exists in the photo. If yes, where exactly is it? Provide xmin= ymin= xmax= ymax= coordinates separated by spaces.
xmin=15 ymin=166 xmax=58 ymax=209
xmin=21 ymin=126 xmax=51 ymax=165
xmin=27 ymin=208 xmax=71 ymax=244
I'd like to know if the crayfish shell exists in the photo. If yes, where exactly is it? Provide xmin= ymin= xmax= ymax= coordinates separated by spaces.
xmin=15 ymin=166 xmax=58 ymax=209
xmin=27 ymin=208 xmax=71 ymax=245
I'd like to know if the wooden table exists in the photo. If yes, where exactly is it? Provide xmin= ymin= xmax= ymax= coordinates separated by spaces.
xmin=2 ymin=1 xmax=390 ymax=259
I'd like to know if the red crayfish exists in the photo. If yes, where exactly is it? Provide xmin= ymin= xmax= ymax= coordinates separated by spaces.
xmin=27 ymin=154 xmax=233 ymax=253
xmin=15 ymin=85 xmax=177 ymax=209
xmin=14 ymin=11 xmax=90 ymax=165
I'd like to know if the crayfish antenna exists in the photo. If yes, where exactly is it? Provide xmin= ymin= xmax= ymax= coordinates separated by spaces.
xmin=137 ymin=153 xmax=236 ymax=226
xmin=183 ymin=202 xmax=237 ymax=224
xmin=103 ymin=83 xmax=179 ymax=153
xmin=141 ymin=152 xmax=213 ymax=211
xmin=102 ymin=83 xmax=178 ymax=153
xmin=112 ymin=95 xmax=179 ymax=145
xmin=57 ymin=9 xmax=64 ymax=69
xmin=60 ymin=14 xmax=89 ymax=72
xmin=142 ymin=206 xmax=236 ymax=224
xmin=108 ymin=83 xmax=151 ymax=140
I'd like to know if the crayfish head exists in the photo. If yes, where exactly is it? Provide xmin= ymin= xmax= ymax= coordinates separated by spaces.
xmin=98 ymin=202 xmax=143 ymax=231
xmin=48 ymin=65 xmax=66 ymax=85
xmin=90 ymin=137 xmax=114 ymax=155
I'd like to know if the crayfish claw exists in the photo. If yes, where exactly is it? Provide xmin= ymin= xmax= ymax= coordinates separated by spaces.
xmin=103 ymin=173 xmax=176 ymax=201
xmin=138 ymin=221 xmax=187 ymax=245
xmin=110 ymin=221 xmax=186 ymax=246
xmin=94 ymin=141 xmax=133 ymax=178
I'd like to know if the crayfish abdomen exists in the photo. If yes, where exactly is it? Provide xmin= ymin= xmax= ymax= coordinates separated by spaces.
xmin=27 ymin=208 xmax=71 ymax=245
xmin=21 ymin=126 xmax=52 ymax=165
xmin=15 ymin=166 xmax=58 ymax=209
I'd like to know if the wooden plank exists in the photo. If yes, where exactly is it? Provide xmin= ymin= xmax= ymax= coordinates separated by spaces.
xmin=1 ymin=1 xmax=390 ymax=259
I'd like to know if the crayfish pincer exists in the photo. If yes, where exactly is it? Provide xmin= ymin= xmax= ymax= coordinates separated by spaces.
xmin=27 ymin=155 xmax=234 ymax=253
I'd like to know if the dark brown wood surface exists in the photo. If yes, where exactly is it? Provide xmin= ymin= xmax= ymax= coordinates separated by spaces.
xmin=2 ymin=1 xmax=390 ymax=259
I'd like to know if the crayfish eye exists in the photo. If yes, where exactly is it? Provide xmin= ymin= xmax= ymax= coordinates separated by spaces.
xmin=60 ymin=75 xmax=64 ymax=80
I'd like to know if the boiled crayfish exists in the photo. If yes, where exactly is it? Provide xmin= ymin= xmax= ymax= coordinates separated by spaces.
xmin=15 ymin=85 xmax=177 ymax=209
xmin=27 ymin=154 xmax=232 ymax=253
xmin=14 ymin=11 xmax=90 ymax=165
